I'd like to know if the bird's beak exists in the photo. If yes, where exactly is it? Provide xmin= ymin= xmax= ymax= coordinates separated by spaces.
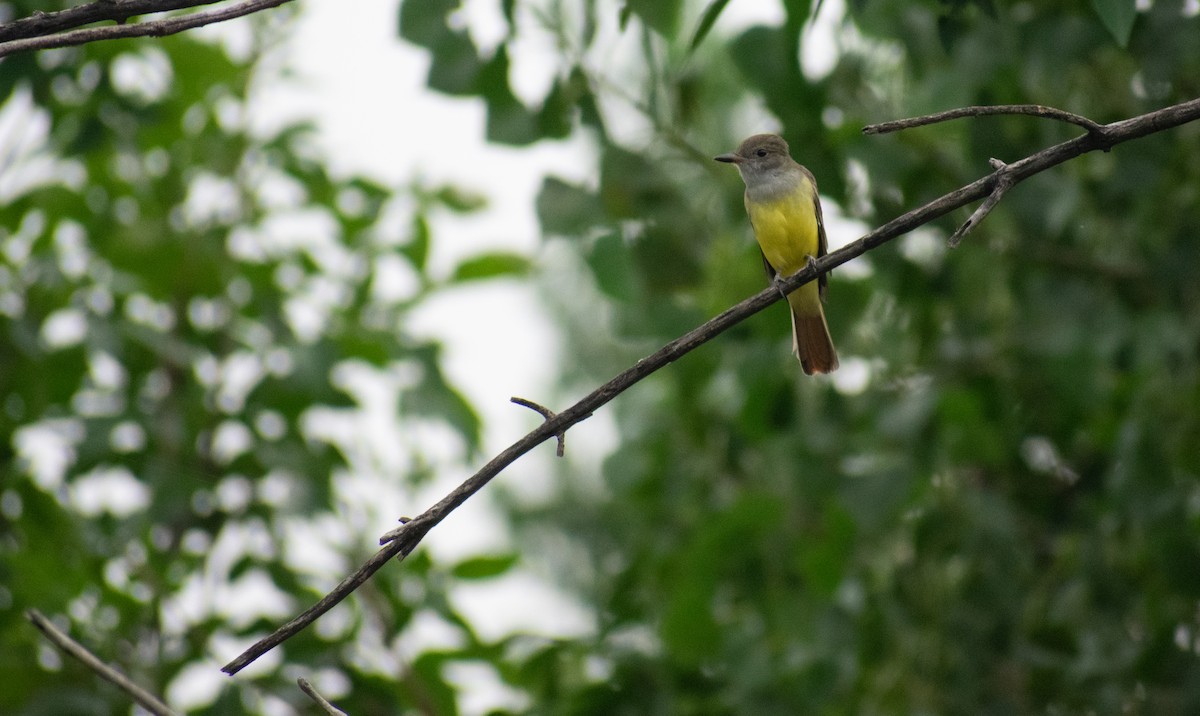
xmin=713 ymin=152 xmax=742 ymax=164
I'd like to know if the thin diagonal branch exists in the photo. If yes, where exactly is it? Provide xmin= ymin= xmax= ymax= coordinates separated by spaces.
xmin=0 ymin=0 xmax=222 ymax=43
xmin=221 ymin=96 xmax=1200 ymax=677
xmin=0 ymin=0 xmax=295 ymax=58
xmin=863 ymin=104 xmax=1106 ymax=136
xmin=298 ymin=678 xmax=349 ymax=716
xmin=27 ymin=610 xmax=179 ymax=716
xmin=221 ymin=526 xmax=425 ymax=675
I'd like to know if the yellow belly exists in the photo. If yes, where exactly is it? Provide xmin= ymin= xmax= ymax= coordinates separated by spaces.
xmin=745 ymin=188 xmax=821 ymax=314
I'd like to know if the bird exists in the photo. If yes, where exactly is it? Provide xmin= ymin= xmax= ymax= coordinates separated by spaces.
xmin=715 ymin=134 xmax=838 ymax=374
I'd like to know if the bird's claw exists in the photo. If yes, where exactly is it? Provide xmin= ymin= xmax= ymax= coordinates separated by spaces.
xmin=770 ymin=273 xmax=789 ymax=300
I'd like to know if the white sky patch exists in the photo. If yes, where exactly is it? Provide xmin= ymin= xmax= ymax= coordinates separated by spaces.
xmin=88 ymin=350 xmax=126 ymax=390
xmin=39 ymin=307 xmax=88 ymax=349
xmin=277 ymin=513 xmax=351 ymax=579
xmin=165 ymin=660 xmax=227 ymax=713
xmin=830 ymin=355 xmax=872 ymax=395
xmin=210 ymin=420 xmax=254 ymax=465
xmin=53 ymin=220 xmax=90 ymax=279
xmin=14 ymin=418 xmax=84 ymax=490
xmin=110 ymin=420 xmax=147 ymax=453
xmin=821 ymin=196 xmax=874 ymax=280
xmin=124 ymin=292 xmax=176 ymax=332
xmin=450 ymin=569 xmax=594 ymax=642
xmin=399 ymin=609 xmax=470 ymax=654
xmin=110 ymin=47 xmax=174 ymax=105
xmin=162 ymin=520 xmax=294 ymax=638
xmin=899 ymin=226 xmax=947 ymax=270
xmin=445 ymin=661 xmax=532 ymax=716
xmin=3 ymin=209 xmax=43 ymax=264
xmin=69 ymin=466 xmax=150 ymax=517
xmin=802 ymin=0 xmax=846 ymax=80
xmin=0 ymin=84 xmax=86 ymax=202
xmin=181 ymin=171 xmax=242 ymax=228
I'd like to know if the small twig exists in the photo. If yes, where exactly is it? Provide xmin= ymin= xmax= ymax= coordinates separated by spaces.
xmin=0 ymin=0 xmax=222 ymax=42
xmin=298 ymin=678 xmax=349 ymax=716
xmin=221 ymin=96 xmax=1200 ymax=677
xmin=27 ymin=610 xmax=179 ymax=716
xmin=948 ymin=159 xmax=1015 ymax=247
xmin=0 ymin=0 xmax=295 ymax=58
xmin=511 ymin=396 xmax=575 ymax=457
xmin=863 ymin=104 xmax=1106 ymax=136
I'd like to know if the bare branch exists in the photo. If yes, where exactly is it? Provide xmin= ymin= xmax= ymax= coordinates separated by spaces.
xmin=511 ymin=395 xmax=577 ymax=457
xmin=0 ymin=1 xmax=222 ymax=42
xmin=863 ymin=104 xmax=1106 ymax=136
xmin=510 ymin=395 xmax=555 ymax=421
xmin=298 ymin=678 xmax=349 ymax=716
xmin=27 ymin=609 xmax=179 ymax=716
xmin=221 ymin=530 xmax=422 ymax=675
xmin=0 ymin=0 xmax=295 ymax=58
xmin=221 ymin=96 xmax=1200 ymax=677
xmin=948 ymin=160 xmax=1015 ymax=247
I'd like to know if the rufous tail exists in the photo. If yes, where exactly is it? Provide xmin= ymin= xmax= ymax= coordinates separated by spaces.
xmin=789 ymin=304 xmax=838 ymax=375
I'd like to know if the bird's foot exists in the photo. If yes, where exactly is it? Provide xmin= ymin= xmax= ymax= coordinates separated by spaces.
xmin=770 ymin=273 xmax=789 ymax=300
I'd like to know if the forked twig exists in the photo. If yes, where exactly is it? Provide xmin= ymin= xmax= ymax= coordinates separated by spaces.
xmin=949 ymin=158 xmax=1015 ymax=246
xmin=511 ymin=396 xmax=576 ymax=457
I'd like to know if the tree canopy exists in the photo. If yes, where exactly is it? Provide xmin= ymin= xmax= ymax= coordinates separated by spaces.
xmin=2 ymin=0 xmax=1200 ymax=713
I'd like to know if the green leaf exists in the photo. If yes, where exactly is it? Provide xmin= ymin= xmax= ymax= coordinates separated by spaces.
xmin=1091 ymin=0 xmax=1137 ymax=47
xmin=427 ymin=31 xmax=484 ymax=96
xmin=403 ymin=214 xmax=431 ymax=272
xmin=450 ymin=252 xmax=531 ymax=282
xmin=535 ymin=177 xmax=605 ymax=236
xmin=451 ymin=553 xmax=519 ymax=580
xmin=598 ymin=146 xmax=675 ymax=219
xmin=622 ymin=0 xmax=683 ymax=37
xmin=433 ymin=184 xmax=487 ymax=213
xmin=399 ymin=0 xmax=483 ymax=95
xmin=796 ymin=503 xmax=856 ymax=596
xmin=398 ymin=0 xmax=460 ymax=47
xmin=336 ymin=328 xmax=393 ymax=366
xmin=585 ymin=232 xmax=637 ymax=300
xmin=536 ymin=77 xmax=578 ymax=140
xmin=476 ymin=44 xmax=529 ymax=141
xmin=689 ymin=0 xmax=731 ymax=52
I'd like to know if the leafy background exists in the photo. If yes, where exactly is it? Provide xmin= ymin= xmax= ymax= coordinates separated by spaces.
xmin=2 ymin=0 xmax=1200 ymax=713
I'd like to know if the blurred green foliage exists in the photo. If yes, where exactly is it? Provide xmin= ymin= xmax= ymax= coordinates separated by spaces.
xmin=2 ymin=0 xmax=1199 ymax=714
xmin=405 ymin=0 xmax=1200 ymax=713
xmin=0 ymin=1 xmax=529 ymax=713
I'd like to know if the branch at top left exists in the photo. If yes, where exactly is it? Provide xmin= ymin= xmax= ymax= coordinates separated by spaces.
xmin=0 ymin=0 xmax=295 ymax=58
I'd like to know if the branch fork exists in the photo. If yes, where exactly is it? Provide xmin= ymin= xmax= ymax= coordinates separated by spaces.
xmin=864 ymin=104 xmax=1122 ymax=246
xmin=511 ymin=396 xmax=576 ymax=457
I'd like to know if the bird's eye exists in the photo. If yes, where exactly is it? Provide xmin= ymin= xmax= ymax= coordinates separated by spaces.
xmin=755 ymin=148 xmax=767 ymax=157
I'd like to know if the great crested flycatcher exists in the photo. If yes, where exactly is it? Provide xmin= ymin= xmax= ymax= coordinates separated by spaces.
xmin=715 ymin=134 xmax=839 ymax=374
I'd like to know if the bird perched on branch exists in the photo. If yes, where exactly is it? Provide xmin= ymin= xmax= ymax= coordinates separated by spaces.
xmin=716 ymin=134 xmax=838 ymax=374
